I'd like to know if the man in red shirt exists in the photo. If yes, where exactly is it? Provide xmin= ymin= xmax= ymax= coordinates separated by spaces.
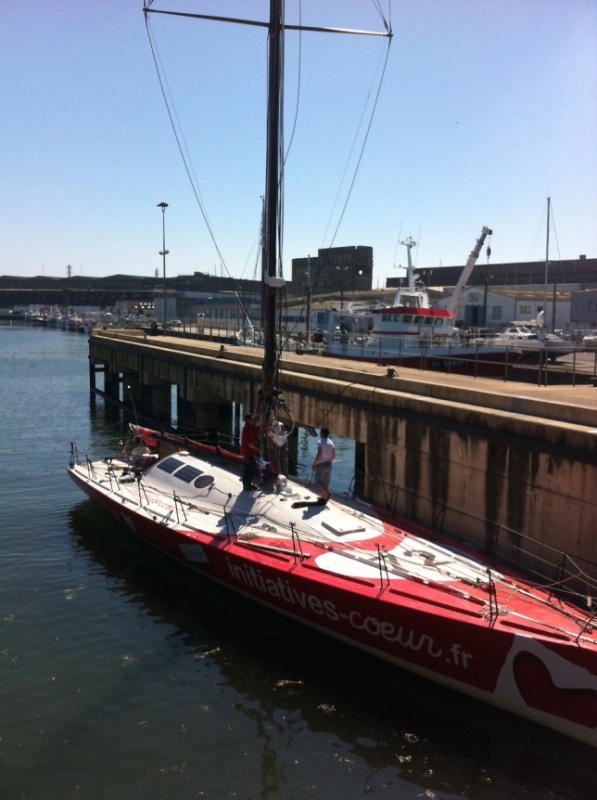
xmin=241 ymin=413 xmax=261 ymax=490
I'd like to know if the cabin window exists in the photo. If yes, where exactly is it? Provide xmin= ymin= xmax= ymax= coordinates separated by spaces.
xmin=156 ymin=457 xmax=185 ymax=475
xmin=434 ymin=318 xmax=445 ymax=326
xmin=415 ymin=316 xmax=424 ymax=324
xmin=194 ymin=475 xmax=215 ymax=489
xmin=174 ymin=464 xmax=204 ymax=483
xmin=424 ymin=317 xmax=434 ymax=325
xmin=403 ymin=315 xmax=412 ymax=323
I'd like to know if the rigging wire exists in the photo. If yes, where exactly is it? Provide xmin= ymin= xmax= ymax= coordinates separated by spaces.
xmin=371 ymin=0 xmax=393 ymax=34
xmin=283 ymin=0 xmax=302 ymax=186
xmin=144 ymin=4 xmax=392 ymax=348
xmin=319 ymin=36 xmax=393 ymax=251
xmin=144 ymin=2 xmax=395 ymax=446
xmin=299 ymin=34 xmax=393 ymax=326
xmin=324 ymin=35 xmax=393 ymax=251
xmin=144 ymin=14 xmax=231 ymax=279
xmin=549 ymin=203 xmax=564 ymax=279
xmin=264 ymin=0 xmax=393 ymax=345
xmin=280 ymin=28 xmax=394 ymax=341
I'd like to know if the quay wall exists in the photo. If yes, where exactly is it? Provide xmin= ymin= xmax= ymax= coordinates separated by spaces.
xmin=88 ymin=330 xmax=597 ymax=575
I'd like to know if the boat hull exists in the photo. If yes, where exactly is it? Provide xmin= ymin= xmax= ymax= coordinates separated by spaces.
xmin=325 ymin=345 xmax=520 ymax=377
xmin=68 ymin=465 xmax=597 ymax=747
xmin=492 ymin=326 xmax=574 ymax=361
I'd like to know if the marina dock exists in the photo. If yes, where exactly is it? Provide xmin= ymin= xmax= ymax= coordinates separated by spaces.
xmin=88 ymin=329 xmax=597 ymax=578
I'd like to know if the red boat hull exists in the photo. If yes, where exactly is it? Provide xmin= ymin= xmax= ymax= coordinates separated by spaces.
xmin=325 ymin=349 xmax=519 ymax=377
xmin=69 ymin=468 xmax=597 ymax=747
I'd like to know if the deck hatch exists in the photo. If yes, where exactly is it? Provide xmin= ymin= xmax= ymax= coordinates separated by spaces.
xmin=321 ymin=521 xmax=367 ymax=536
xmin=156 ymin=457 xmax=185 ymax=475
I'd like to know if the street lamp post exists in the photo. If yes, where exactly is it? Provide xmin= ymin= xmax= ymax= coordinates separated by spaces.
xmin=157 ymin=202 xmax=169 ymax=332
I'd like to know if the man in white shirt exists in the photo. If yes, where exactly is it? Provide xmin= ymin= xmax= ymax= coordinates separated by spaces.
xmin=312 ymin=427 xmax=335 ymax=502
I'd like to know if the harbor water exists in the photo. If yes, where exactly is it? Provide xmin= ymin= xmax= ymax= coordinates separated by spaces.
xmin=1 ymin=324 xmax=595 ymax=800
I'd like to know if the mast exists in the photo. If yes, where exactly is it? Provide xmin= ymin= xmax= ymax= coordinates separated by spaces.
xmin=261 ymin=0 xmax=284 ymax=411
xmin=401 ymin=237 xmax=417 ymax=292
xmin=144 ymin=0 xmax=392 ymax=410
xmin=543 ymin=195 xmax=550 ymax=316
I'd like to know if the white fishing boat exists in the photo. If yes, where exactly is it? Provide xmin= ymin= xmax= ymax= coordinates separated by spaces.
xmin=325 ymin=231 xmax=523 ymax=376
xmin=67 ymin=2 xmax=597 ymax=747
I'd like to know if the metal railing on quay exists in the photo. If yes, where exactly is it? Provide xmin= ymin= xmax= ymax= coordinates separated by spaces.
xmin=129 ymin=322 xmax=597 ymax=385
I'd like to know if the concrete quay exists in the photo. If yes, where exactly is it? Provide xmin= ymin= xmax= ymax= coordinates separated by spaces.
xmin=89 ymin=329 xmax=597 ymax=578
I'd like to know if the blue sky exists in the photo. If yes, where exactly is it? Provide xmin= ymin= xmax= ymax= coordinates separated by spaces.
xmin=2 ymin=0 xmax=596 ymax=289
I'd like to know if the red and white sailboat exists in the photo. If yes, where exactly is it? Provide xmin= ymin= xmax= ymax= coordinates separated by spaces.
xmin=68 ymin=1 xmax=597 ymax=747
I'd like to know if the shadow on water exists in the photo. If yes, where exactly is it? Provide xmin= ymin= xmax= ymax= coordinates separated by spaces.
xmin=68 ymin=500 xmax=597 ymax=800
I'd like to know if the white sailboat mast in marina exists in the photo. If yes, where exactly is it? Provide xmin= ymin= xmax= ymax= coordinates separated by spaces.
xmin=543 ymin=195 xmax=551 ymax=328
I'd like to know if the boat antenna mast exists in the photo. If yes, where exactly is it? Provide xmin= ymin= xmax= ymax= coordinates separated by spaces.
xmin=401 ymin=237 xmax=417 ymax=293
